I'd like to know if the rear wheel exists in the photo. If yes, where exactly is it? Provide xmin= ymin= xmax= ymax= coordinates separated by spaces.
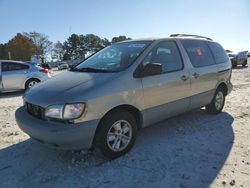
xmin=242 ymin=60 xmax=247 ymax=67
xmin=206 ymin=87 xmax=226 ymax=114
xmin=25 ymin=78 xmax=40 ymax=90
xmin=94 ymin=110 xmax=137 ymax=159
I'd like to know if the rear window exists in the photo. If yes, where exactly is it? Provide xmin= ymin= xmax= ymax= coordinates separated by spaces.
xmin=207 ymin=42 xmax=229 ymax=64
xmin=181 ymin=40 xmax=215 ymax=67
xmin=237 ymin=52 xmax=247 ymax=59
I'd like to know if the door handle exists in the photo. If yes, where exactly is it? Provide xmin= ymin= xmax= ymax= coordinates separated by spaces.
xmin=192 ymin=73 xmax=199 ymax=79
xmin=181 ymin=75 xmax=189 ymax=81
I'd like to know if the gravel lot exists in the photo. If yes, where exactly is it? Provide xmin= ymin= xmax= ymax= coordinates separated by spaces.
xmin=0 ymin=60 xmax=249 ymax=188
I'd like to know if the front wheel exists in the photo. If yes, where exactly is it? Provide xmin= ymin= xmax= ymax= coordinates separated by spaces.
xmin=94 ymin=110 xmax=137 ymax=159
xmin=206 ymin=88 xmax=226 ymax=114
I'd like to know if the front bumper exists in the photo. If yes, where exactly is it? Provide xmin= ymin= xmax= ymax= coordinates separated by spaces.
xmin=15 ymin=106 xmax=99 ymax=150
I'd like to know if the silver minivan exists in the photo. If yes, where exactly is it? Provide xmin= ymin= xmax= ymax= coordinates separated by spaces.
xmin=15 ymin=35 xmax=233 ymax=159
xmin=0 ymin=60 xmax=50 ymax=92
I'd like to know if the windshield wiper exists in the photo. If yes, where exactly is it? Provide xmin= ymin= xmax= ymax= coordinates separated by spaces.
xmin=74 ymin=67 xmax=111 ymax=73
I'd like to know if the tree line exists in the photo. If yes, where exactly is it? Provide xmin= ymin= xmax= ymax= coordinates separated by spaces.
xmin=0 ymin=32 xmax=131 ymax=62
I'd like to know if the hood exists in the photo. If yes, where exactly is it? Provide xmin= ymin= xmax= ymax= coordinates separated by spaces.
xmin=24 ymin=71 xmax=117 ymax=107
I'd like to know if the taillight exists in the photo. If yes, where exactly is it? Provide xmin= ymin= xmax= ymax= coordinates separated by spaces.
xmin=39 ymin=69 xmax=49 ymax=74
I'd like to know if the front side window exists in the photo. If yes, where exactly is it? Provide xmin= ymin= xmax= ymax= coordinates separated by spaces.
xmin=2 ymin=62 xmax=29 ymax=72
xmin=142 ymin=41 xmax=183 ymax=73
xmin=181 ymin=39 xmax=215 ymax=67
xmin=76 ymin=41 xmax=151 ymax=72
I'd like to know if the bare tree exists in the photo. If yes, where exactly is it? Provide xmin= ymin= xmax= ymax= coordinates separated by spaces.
xmin=24 ymin=32 xmax=53 ymax=62
xmin=52 ymin=41 xmax=64 ymax=61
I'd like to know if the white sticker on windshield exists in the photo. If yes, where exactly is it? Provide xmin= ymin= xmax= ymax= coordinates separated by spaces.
xmin=128 ymin=44 xmax=146 ymax=48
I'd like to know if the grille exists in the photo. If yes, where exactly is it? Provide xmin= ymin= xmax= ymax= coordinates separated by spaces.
xmin=25 ymin=102 xmax=45 ymax=120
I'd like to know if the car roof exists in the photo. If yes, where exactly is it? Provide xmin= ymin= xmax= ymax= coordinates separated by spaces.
xmin=117 ymin=36 xmax=214 ymax=44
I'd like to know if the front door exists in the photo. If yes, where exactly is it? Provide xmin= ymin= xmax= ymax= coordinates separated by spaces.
xmin=140 ymin=40 xmax=191 ymax=126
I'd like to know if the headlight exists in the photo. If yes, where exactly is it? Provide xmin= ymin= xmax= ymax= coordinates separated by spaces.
xmin=45 ymin=104 xmax=64 ymax=119
xmin=45 ymin=103 xmax=85 ymax=120
xmin=63 ymin=103 xmax=85 ymax=119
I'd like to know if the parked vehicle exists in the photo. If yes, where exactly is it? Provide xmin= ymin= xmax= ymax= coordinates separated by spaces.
xmin=40 ymin=63 xmax=51 ymax=70
xmin=15 ymin=35 xmax=233 ymax=159
xmin=227 ymin=51 xmax=248 ymax=68
xmin=227 ymin=52 xmax=236 ymax=60
xmin=0 ymin=60 xmax=50 ymax=92
xmin=58 ymin=63 xmax=69 ymax=70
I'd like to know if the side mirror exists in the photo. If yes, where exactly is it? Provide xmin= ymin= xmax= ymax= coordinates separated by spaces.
xmin=134 ymin=63 xmax=162 ymax=78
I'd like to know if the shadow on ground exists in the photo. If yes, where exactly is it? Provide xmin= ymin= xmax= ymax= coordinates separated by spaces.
xmin=0 ymin=90 xmax=24 ymax=99
xmin=0 ymin=110 xmax=234 ymax=188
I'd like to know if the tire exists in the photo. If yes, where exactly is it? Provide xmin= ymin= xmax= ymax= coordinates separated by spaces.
xmin=94 ymin=110 xmax=137 ymax=159
xmin=205 ymin=87 xmax=226 ymax=114
xmin=242 ymin=60 xmax=247 ymax=67
xmin=232 ymin=61 xmax=237 ymax=68
xmin=25 ymin=78 xmax=40 ymax=90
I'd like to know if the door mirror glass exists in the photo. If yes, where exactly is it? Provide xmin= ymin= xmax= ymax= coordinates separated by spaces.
xmin=136 ymin=63 xmax=162 ymax=77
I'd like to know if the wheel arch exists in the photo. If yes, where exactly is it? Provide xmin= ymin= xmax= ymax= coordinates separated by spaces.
xmin=217 ymin=82 xmax=228 ymax=96
xmin=98 ymin=104 xmax=143 ymax=131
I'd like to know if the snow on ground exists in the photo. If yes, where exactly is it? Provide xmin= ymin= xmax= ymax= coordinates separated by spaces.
xmin=0 ymin=60 xmax=249 ymax=188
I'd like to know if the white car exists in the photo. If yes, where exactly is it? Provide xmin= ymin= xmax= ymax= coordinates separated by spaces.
xmin=58 ymin=63 xmax=69 ymax=70
xmin=0 ymin=60 xmax=50 ymax=92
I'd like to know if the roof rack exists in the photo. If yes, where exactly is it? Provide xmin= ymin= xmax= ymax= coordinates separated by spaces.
xmin=170 ymin=34 xmax=213 ymax=41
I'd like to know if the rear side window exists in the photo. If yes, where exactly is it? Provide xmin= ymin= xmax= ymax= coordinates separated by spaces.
xmin=207 ymin=42 xmax=229 ymax=64
xmin=2 ymin=62 xmax=29 ymax=72
xmin=181 ymin=40 xmax=215 ymax=67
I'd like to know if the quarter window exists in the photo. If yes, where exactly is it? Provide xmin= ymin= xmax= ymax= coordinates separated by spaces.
xmin=142 ymin=41 xmax=183 ymax=73
xmin=207 ymin=42 xmax=229 ymax=64
xmin=181 ymin=40 xmax=215 ymax=67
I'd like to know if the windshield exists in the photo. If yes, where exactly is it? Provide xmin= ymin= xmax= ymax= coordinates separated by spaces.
xmin=76 ymin=41 xmax=151 ymax=72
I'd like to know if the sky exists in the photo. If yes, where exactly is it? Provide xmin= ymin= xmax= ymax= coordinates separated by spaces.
xmin=0 ymin=0 xmax=249 ymax=52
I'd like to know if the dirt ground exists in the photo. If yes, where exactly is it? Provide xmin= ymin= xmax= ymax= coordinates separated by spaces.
xmin=0 ymin=60 xmax=249 ymax=188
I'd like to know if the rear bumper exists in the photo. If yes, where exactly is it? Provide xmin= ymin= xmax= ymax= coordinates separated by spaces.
xmin=233 ymin=59 xmax=248 ymax=65
xmin=38 ymin=74 xmax=51 ymax=81
xmin=15 ymin=106 xmax=99 ymax=150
